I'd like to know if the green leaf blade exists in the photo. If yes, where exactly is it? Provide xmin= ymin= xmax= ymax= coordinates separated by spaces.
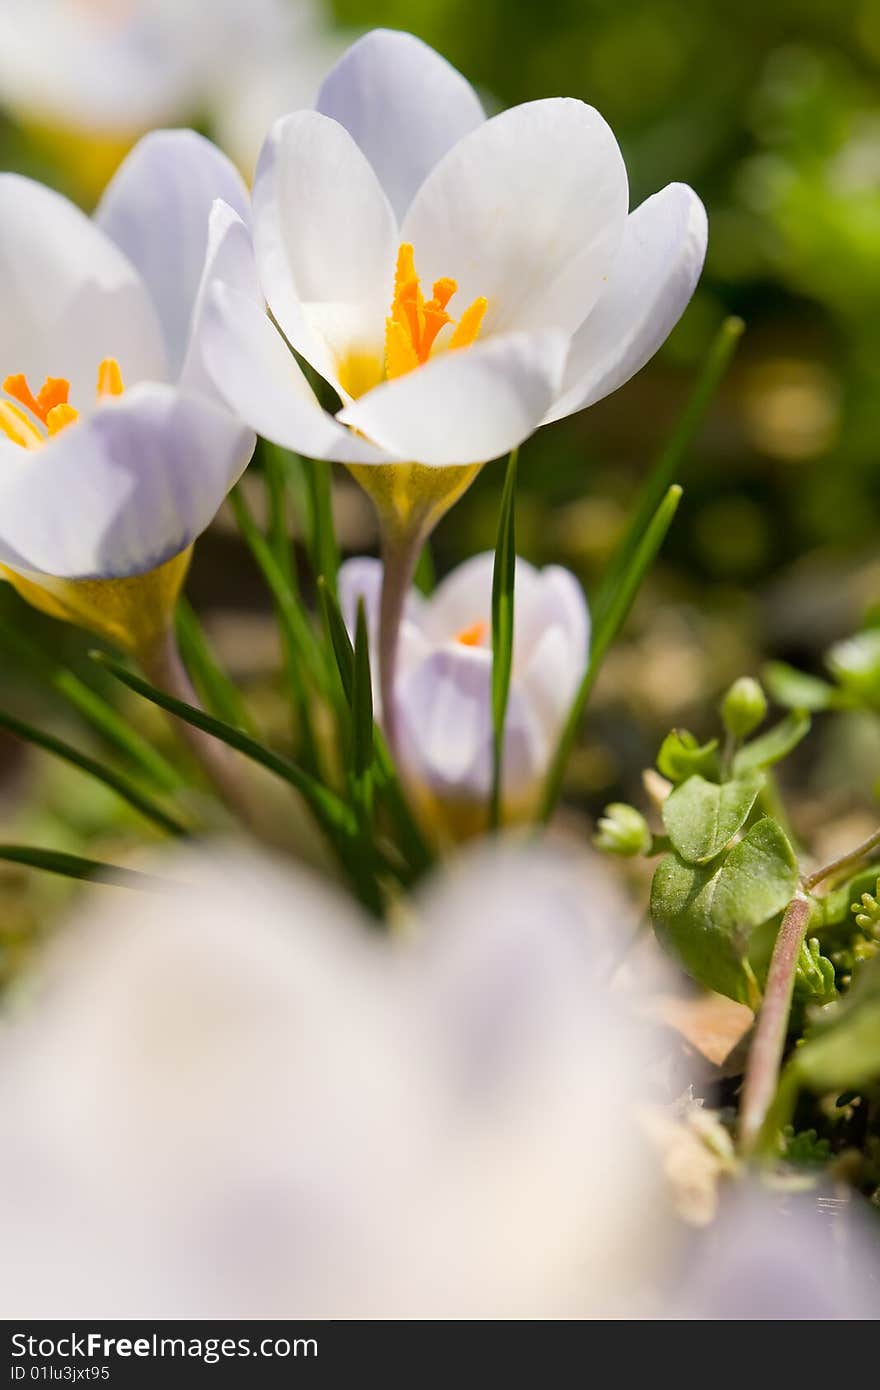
xmin=662 ymin=771 xmax=765 ymax=864
xmin=490 ymin=448 xmax=518 ymax=829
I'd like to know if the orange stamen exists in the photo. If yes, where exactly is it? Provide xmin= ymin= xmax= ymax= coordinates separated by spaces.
xmin=1 ymin=358 xmax=124 ymax=451
xmin=384 ymin=244 xmax=486 ymax=380
xmin=456 ymin=620 xmax=488 ymax=647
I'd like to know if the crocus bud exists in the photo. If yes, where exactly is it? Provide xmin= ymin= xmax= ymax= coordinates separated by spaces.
xmin=594 ymin=803 xmax=652 ymax=857
xmin=720 ymin=677 xmax=767 ymax=740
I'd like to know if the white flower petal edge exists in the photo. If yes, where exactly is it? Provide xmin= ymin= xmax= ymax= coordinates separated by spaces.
xmin=201 ymin=284 xmax=395 ymax=465
xmin=316 ymin=28 xmax=485 ymax=223
xmin=0 ymin=384 xmax=253 ymax=578
xmin=546 ymin=183 xmax=709 ymax=423
xmin=0 ymin=173 xmax=167 ymax=402
xmin=337 ymin=330 xmax=569 ymax=466
xmin=252 ymin=110 xmax=397 ymax=396
xmin=181 ymin=200 xmax=263 ymax=399
xmin=96 ymin=130 xmax=251 ymax=381
xmin=401 ymin=98 xmax=629 ymax=339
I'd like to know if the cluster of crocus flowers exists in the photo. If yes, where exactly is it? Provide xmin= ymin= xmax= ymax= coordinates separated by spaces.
xmin=339 ymin=553 xmax=590 ymax=837
xmin=0 ymin=128 xmax=256 ymax=660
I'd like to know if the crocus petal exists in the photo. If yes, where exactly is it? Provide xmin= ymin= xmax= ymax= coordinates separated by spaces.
xmin=418 ymin=552 xmax=496 ymax=643
xmin=401 ymin=99 xmax=628 ymax=340
xmin=252 ymin=110 xmax=397 ymax=393
xmin=202 ymin=284 xmax=395 ymax=465
xmin=0 ymin=174 xmax=166 ymax=401
xmin=317 ymin=29 xmax=485 ymax=222
xmin=337 ymin=330 xmax=568 ymax=466
xmin=0 ymin=383 xmax=254 ymax=578
xmin=180 ymin=200 xmax=262 ymax=399
xmin=397 ymin=646 xmax=546 ymax=802
xmin=338 ymin=556 xmax=425 ymax=639
xmin=96 ymin=130 xmax=251 ymax=381
xmin=546 ymin=183 xmax=708 ymax=423
xmin=518 ymin=566 xmax=590 ymax=736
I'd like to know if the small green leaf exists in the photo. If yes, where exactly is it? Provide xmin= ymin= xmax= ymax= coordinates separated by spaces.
xmin=762 ymin=661 xmax=837 ymax=712
xmin=656 ymin=729 xmax=720 ymax=784
xmin=826 ymin=628 xmax=880 ymax=706
xmin=662 ymin=772 xmax=765 ymax=864
xmin=651 ymin=817 xmax=799 ymax=1002
xmin=788 ymin=954 xmax=880 ymax=1094
xmin=490 ymin=447 xmax=517 ymax=829
xmin=732 ymin=710 xmax=811 ymax=775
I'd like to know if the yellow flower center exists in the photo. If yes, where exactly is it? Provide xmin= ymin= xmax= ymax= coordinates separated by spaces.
xmin=338 ymin=244 xmax=487 ymax=400
xmin=0 ymin=358 xmax=124 ymax=450
xmin=455 ymin=619 xmax=488 ymax=647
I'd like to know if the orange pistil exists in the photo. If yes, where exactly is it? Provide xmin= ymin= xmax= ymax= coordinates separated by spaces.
xmin=455 ymin=619 xmax=488 ymax=647
xmin=0 ymin=358 xmax=125 ymax=450
xmin=384 ymin=243 xmax=487 ymax=382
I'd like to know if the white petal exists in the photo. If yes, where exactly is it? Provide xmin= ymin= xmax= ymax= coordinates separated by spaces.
xmin=0 ymin=174 xmax=167 ymax=401
xmin=201 ymin=284 xmax=394 ymax=465
xmin=338 ymin=331 xmax=568 ymax=466
xmin=180 ymin=200 xmax=262 ymax=399
xmin=419 ymin=552 xmax=496 ymax=644
xmin=0 ymin=384 xmax=254 ymax=578
xmin=96 ymin=130 xmax=251 ymax=380
xmin=518 ymin=565 xmax=590 ymax=735
xmin=546 ymin=183 xmax=708 ymax=423
xmin=396 ymin=647 xmax=546 ymax=802
xmin=337 ymin=556 xmax=425 ymax=639
xmin=252 ymin=110 xmax=397 ymax=393
xmin=317 ymin=29 xmax=485 ymax=221
xmin=401 ymin=99 xmax=628 ymax=339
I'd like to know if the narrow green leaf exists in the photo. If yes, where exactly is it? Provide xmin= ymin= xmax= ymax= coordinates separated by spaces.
xmin=0 ymin=616 xmax=181 ymax=792
xmin=317 ymin=579 xmax=433 ymax=877
xmin=490 ymin=448 xmax=518 ymax=829
xmin=0 ymin=707 xmax=188 ymax=838
xmin=317 ymin=575 xmax=354 ymax=704
xmin=229 ymin=485 xmax=331 ymax=696
xmin=263 ymin=446 xmax=320 ymax=768
xmin=592 ymin=315 xmax=743 ymax=631
xmin=303 ymin=455 xmax=339 ymax=594
xmin=175 ymin=598 xmax=256 ymax=735
xmin=0 ymin=843 xmax=172 ymax=891
xmin=662 ymin=771 xmax=765 ymax=864
xmin=733 ymin=711 xmax=811 ymax=775
xmin=91 ymin=651 xmax=356 ymax=844
xmin=538 ymin=484 xmax=683 ymax=823
xmin=352 ymin=598 xmax=375 ymax=781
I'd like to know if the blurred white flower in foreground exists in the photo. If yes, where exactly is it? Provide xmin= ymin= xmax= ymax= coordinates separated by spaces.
xmin=0 ymin=840 xmax=665 ymax=1319
xmin=0 ymin=130 xmax=256 ymax=653
xmin=204 ymin=27 xmax=708 ymax=518
xmin=339 ymin=552 xmax=589 ymax=835
xmin=0 ymin=0 xmax=341 ymax=181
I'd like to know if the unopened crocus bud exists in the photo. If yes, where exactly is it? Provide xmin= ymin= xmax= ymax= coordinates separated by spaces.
xmin=720 ymin=677 xmax=767 ymax=740
xmin=594 ymin=803 xmax=652 ymax=857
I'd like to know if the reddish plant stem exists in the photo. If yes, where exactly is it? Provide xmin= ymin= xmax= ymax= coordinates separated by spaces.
xmin=378 ymin=531 xmax=422 ymax=763
xmin=738 ymin=892 xmax=812 ymax=1157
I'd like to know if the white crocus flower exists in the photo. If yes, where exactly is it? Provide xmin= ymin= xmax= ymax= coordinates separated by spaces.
xmin=0 ymin=130 xmax=256 ymax=658
xmin=202 ymin=27 xmax=707 ymax=750
xmin=0 ymin=840 xmax=666 ymax=1319
xmin=339 ymin=552 xmax=589 ymax=837
xmin=0 ymin=0 xmax=334 ymax=191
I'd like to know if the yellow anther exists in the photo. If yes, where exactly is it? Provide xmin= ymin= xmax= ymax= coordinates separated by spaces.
xmin=0 ymin=400 xmax=43 ymax=449
xmin=46 ymin=404 xmax=80 ymax=435
xmin=448 ymin=296 xmax=488 ymax=351
xmin=97 ymin=357 xmax=124 ymax=397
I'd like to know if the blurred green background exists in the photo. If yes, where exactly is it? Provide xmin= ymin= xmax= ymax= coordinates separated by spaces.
xmin=2 ymin=0 xmax=880 ymax=942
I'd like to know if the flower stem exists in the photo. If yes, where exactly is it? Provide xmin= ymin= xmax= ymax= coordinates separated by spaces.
xmin=803 ymin=825 xmax=880 ymax=891
xmin=378 ymin=530 xmax=422 ymax=762
xmin=139 ymin=627 xmax=265 ymax=836
xmin=738 ymin=892 xmax=812 ymax=1157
